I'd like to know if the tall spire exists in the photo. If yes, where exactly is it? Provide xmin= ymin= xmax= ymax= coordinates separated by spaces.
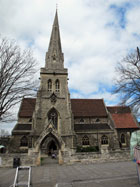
xmin=45 ymin=10 xmax=64 ymax=69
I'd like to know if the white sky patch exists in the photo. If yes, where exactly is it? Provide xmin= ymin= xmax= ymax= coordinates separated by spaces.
xmin=0 ymin=0 xmax=140 ymax=131
xmin=90 ymin=92 xmax=121 ymax=106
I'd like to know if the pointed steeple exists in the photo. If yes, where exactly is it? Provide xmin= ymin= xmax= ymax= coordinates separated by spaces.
xmin=45 ymin=10 xmax=64 ymax=69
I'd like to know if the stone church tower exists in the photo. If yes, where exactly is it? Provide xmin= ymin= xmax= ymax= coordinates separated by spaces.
xmin=31 ymin=11 xmax=75 ymax=162
xmin=8 ymin=10 xmax=138 ymax=167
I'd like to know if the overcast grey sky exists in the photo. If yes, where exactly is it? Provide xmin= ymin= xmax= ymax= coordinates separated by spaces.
xmin=0 ymin=0 xmax=140 ymax=132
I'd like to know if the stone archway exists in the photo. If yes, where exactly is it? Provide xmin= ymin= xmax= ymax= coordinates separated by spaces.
xmin=40 ymin=135 xmax=59 ymax=157
xmin=34 ymin=131 xmax=64 ymax=165
xmin=39 ymin=133 xmax=62 ymax=165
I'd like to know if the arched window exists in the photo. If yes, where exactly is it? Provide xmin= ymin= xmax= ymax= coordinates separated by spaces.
xmin=48 ymin=79 xmax=52 ymax=92
xmin=48 ymin=108 xmax=58 ymax=129
xmin=55 ymin=79 xmax=60 ymax=92
xmin=20 ymin=136 xmax=28 ymax=147
xmin=96 ymin=118 xmax=100 ymax=122
xmin=80 ymin=118 xmax=84 ymax=123
xmin=121 ymin=134 xmax=126 ymax=144
xmin=101 ymin=135 xmax=108 ymax=145
xmin=53 ymin=54 xmax=56 ymax=61
xmin=82 ymin=135 xmax=90 ymax=146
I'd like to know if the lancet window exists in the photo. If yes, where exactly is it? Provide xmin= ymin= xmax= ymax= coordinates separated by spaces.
xmin=48 ymin=108 xmax=58 ymax=129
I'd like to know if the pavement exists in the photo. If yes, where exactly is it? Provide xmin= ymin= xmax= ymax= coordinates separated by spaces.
xmin=0 ymin=160 xmax=139 ymax=187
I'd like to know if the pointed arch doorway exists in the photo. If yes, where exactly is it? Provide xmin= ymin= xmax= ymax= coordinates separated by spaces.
xmin=40 ymin=133 xmax=60 ymax=165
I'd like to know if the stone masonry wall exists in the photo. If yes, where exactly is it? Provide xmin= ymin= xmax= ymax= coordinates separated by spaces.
xmin=0 ymin=149 xmax=131 ymax=167
xmin=0 ymin=153 xmax=38 ymax=167
xmin=63 ymin=150 xmax=131 ymax=164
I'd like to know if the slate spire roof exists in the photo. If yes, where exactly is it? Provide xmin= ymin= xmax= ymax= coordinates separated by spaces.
xmin=45 ymin=10 xmax=64 ymax=69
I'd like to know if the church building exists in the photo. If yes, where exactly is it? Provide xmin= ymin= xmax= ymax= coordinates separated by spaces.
xmin=9 ymin=11 xmax=139 ymax=165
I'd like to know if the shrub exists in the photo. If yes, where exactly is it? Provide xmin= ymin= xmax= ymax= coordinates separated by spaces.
xmin=76 ymin=146 xmax=99 ymax=152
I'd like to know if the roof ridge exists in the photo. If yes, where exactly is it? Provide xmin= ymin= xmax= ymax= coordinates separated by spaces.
xmin=71 ymin=98 xmax=103 ymax=100
xmin=107 ymin=106 xmax=127 ymax=107
xmin=23 ymin=97 xmax=36 ymax=100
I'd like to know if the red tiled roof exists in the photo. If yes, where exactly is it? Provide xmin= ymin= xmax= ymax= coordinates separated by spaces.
xmin=107 ymin=106 xmax=131 ymax=113
xmin=19 ymin=98 xmax=36 ymax=118
xmin=18 ymin=98 xmax=138 ymax=130
xmin=107 ymin=106 xmax=138 ymax=129
xmin=71 ymin=99 xmax=107 ymax=117
xmin=19 ymin=98 xmax=107 ymax=118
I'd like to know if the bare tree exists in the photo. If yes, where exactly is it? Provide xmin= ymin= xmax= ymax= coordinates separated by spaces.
xmin=113 ymin=47 xmax=140 ymax=116
xmin=0 ymin=36 xmax=37 ymax=121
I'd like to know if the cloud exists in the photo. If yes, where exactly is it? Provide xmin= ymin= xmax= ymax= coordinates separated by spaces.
xmin=0 ymin=0 xmax=140 ymax=131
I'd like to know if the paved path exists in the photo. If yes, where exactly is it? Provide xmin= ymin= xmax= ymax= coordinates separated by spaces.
xmin=0 ymin=161 xmax=139 ymax=187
